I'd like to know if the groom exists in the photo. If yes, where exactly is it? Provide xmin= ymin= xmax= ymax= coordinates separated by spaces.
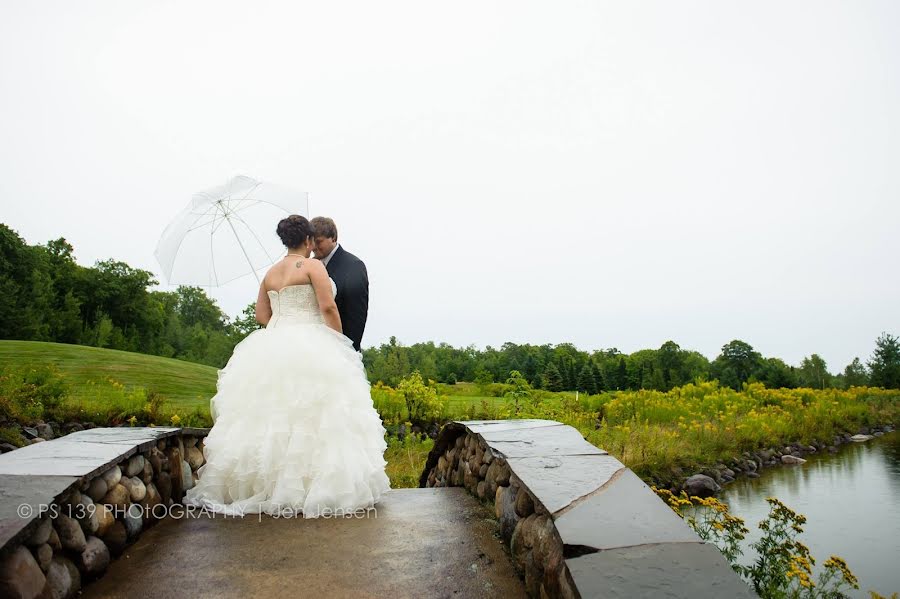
xmin=310 ymin=217 xmax=369 ymax=352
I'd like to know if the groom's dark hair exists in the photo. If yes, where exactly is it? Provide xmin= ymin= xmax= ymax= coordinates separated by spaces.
xmin=276 ymin=215 xmax=313 ymax=248
xmin=310 ymin=217 xmax=338 ymax=241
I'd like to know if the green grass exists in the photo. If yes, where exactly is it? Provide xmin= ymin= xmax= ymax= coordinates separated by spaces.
xmin=0 ymin=340 xmax=217 ymax=412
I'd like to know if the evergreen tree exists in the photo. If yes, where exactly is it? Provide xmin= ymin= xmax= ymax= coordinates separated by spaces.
xmin=591 ymin=361 xmax=605 ymax=392
xmin=541 ymin=363 xmax=564 ymax=392
xmin=868 ymin=332 xmax=900 ymax=389
xmin=577 ymin=364 xmax=597 ymax=395
xmin=616 ymin=357 xmax=627 ymax=390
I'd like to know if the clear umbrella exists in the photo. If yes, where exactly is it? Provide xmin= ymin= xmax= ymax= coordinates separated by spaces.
xmin=154 ymin=175 xmax=308 ymax=286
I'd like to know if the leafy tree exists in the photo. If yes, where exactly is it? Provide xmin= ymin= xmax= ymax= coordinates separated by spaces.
xmin=396 ymin=371 xmax=442 ymax=424
xmin=504 ymin=370 xmax=533 ymax=415
xmin=798 ymin=354 xmax=830 ymax=389
xmin=842 ymin=357 xmax=868 ymax=388
xmin=232 ymin=303 xmax=263 ymax=340
xmin=474 ymin=366 xmax=493 ymax=392
xmin=711 ymin=340 xmax=762 ymax=390
xmin=868 ymin=332 xmax=900 ymax=389
xmin=755 ymin=358 xmax=797 ymax=389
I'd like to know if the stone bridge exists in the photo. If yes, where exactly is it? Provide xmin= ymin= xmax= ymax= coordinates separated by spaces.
xmin=0 ymin=421 xmax=753 ymax=598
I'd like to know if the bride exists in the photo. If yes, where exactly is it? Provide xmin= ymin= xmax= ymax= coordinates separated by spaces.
xmin=184 ymin=215 xmax=391 ymax=517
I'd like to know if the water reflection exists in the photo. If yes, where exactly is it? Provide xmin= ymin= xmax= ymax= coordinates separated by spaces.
xmin=720 ymin=433 xmax=900 ymax=598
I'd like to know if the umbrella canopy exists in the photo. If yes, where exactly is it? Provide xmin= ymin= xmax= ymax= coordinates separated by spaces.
xmin=155 ymin=175 xmax=308 ymax=286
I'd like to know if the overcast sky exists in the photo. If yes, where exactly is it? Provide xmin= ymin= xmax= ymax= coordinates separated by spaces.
xmin=1 ymin=1 xmax=898 ymax=369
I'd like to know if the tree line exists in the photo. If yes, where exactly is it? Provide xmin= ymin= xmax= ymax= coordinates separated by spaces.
xmin=2 ymin=223 xmax=898 ymax=391
xmin=361 ymin=334 xmax=900 ymax=392
xmin=0 ymin=224 xmax=257 ymax=367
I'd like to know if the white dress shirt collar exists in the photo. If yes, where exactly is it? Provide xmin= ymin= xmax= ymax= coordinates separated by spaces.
xmin=321 ymin=242 xmax=340 ymax=266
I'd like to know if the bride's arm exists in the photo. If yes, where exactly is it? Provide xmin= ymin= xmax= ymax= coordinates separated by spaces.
xmin=307 ymin=260 xmax=342 ymax=333
xmin=255 ymin=281 xmax=272 ymax=325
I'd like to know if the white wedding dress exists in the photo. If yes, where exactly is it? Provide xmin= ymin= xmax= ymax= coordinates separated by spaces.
xmin=183 ymin=281 xmax=391 ymax=518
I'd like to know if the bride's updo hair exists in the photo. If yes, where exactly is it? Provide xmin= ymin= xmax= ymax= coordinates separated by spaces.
xmin=276 ymin=215 xmax=312 ymax=248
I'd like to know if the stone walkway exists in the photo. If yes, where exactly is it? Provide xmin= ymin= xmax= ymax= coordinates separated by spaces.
xmin=81 ymin=488 xmax=526 ymax=599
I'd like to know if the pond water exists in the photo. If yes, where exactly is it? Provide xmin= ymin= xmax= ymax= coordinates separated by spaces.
xmin=720 ymin=432 xmax=900 ymax=598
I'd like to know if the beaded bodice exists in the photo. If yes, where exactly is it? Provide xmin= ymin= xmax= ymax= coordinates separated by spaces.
xmin=266 ymin=282 xmax=335 ymax=328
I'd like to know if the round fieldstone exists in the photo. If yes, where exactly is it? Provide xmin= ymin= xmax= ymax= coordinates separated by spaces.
xmin=494 ymin=460 xmax=511 ymax=487
xmin=43 ymin=556 xmax=80 ymax=599
xmin=183 ymin=435 xmax=198 ymax=447
xmin=186 ymin=446 xmax=204 ymax=470
xmin=0 ymin=545 xmax=46 ymax=599
xmin=48 ymin=527 xmax=61 ymax=552
xmin=35 ymin=543 xmax=53 ymax=572
xmin=476 ymin=480 xmax=487 ymax=499
xmin=101 ymin=465 xmax=122 ymax=489
xmin=124 ymin=455 xmax=145 ymax=477
xmin=123 ymin=504 xmax=143 ymax=538
xmin=515 ymin=489 xmax=535 ymax=518
xmin=26 ymin=517 xmax=52 ymax=547
xmin=102 ymin=483 xmax=129 ymax=511
xmin=36 ymin=423 xmax=54 ymax=440
xmin=94 ymin=503 xmax=115 ymax=537
xmin=121 ymin=476 xmax=147 ymax=502
xmin=498 ymin=484 xmax=520 ymax=542
xmin=141 ymin=460 xmax=153 ymax=484
xmin=683 ymin=474 xmax=721 ymax=497
xmin=148 ymin=449 xmax=163 ymax=475
xmin=181 ymin=459 xmax=194 ymax=491
xmin=782 ymin=455 xmax=807 ymax=465
xmin=86 ymin=477 xmax=108 ymax=502
xmin=463 ymin=462 xmax=478 ymax=491
xmin=156 ymin=472 xmax=172 ymax=504
xmin=101 ymin=521 xmax=127 ymax=557
xmin=76 ymin=536 xmax=110 ymax=576
xmin=511 ymin=514 xmax=539 ymax=572
xmin=54 ymin=514 xmax=86 ymax=553
xmin=76 ymin=494 xmax=99 ymax=535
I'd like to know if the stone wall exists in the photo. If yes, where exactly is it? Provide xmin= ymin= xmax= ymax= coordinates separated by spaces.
xmin=420 ymin=419 xmax=755 ymax=599
xmin=0 ymin=427 xmax=208 ymax=599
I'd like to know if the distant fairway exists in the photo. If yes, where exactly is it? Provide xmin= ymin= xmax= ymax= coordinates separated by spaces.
xmin=0 ymin=340 xmax=217 ymax=411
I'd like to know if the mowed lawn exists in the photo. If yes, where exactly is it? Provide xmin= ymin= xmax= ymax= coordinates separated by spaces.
xmin=0 ymin=340 xmax=218 ymax=411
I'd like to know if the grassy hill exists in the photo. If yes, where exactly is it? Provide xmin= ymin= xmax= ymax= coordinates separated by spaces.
xmin=0 ymin=340 xmax=217 ymax=411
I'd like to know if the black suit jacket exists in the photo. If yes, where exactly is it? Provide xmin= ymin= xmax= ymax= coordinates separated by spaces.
xmin=325 ymin=246 xmax=369 ymax=352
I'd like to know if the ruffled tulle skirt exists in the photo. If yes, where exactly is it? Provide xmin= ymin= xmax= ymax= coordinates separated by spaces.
xmin=183 ymin=322 xmax=391 ymax=518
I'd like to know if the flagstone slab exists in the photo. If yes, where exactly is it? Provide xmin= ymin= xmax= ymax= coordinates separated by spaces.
xmin=554 ymin=469 xmax=697 ymax=550
xmin=0 ymin=474 xmax=80 ymax=554
xmin=0 ymin=440 xmax=142 ymax=478
xmin=63 ymin=427 xmax=179 ymax=449
xmin=565 ymin=542 xmax=756 ymax=598
xmin=460 ymin=420 xmax=564 ymax=434
xmin=479 ymin=425 xmax=607 ymax=459
xmin=421 ymin=420 xmax=752 ymax=598
xmin=506 ymin=454 xmax=625 ymax=515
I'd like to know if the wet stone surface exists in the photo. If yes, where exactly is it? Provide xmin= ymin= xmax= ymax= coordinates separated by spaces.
xmin=422 ymin=420 xmax=752 ymax=598
xmin=63 ymin=428 xmax=179 ymax=447
xmin=461 ymin=419 xmax=564 ymax=434
xmin=565 ymin=542 xmax=757 ymax=598
xmin=479 ymin=425 xmax=607 ymax=459
xmin=506 ymin=454 xmax=625 ymax=515
xmin=0 ymin=474 xmax=80 ymax=551
xmin=554 ymin=469 xmax=698 ymax=550
xmin=0 ymin=440 xmax=141 ymax=478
